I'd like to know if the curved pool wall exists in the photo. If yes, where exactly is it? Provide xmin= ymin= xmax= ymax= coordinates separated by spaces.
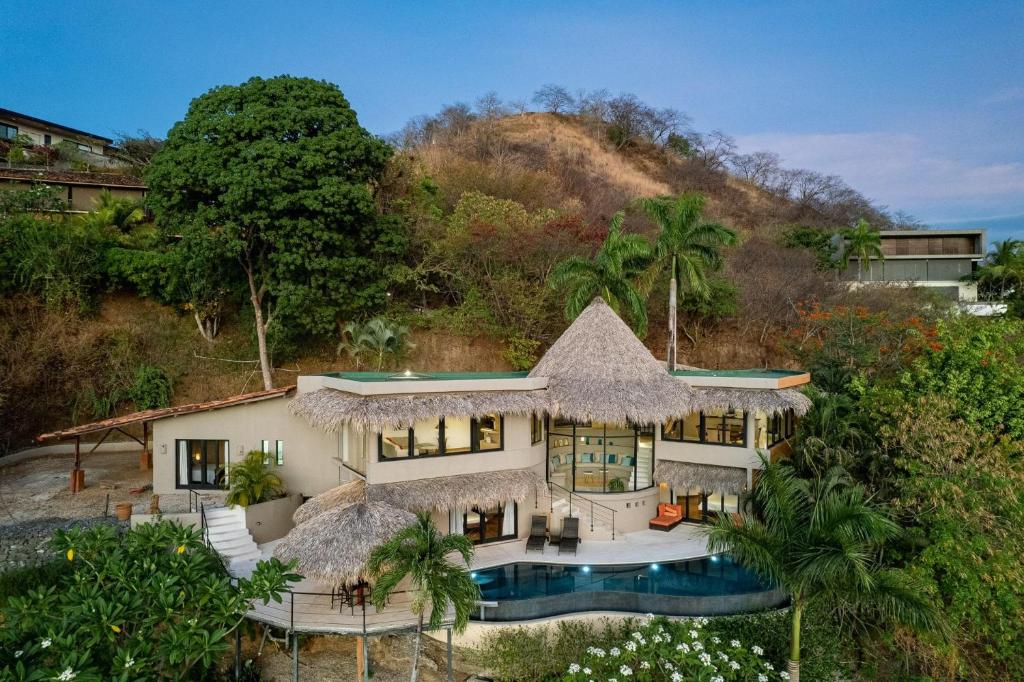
xmin=472 ymin=555 xmax=787 ymax=622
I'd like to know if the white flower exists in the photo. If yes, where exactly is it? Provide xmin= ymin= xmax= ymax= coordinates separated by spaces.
xmin=568 ymin=663 xmax=580 ymax=673
xmin=751 ymin=645 xmax=764 ymax=656
xmin=619 ymin=665 xmax=633 ymax=676
xmin=625 ymin=641 xmax=637 ymax=652
xmin=698 ymin=617 xmax=709 ymax=626
xmin=676 ymin=642 xmax=690 ymax=653
xmin=610 ymin=647 xmax=621 ymax=657
xmin=765 ymin=663 xmax=775 ymax=671
xmin=718 ymin=652 xmax=730 ymax=662
xmin=583 ymin=668 xmax=591 ymax=675
xmin=652 ymin=634 xmax=663 ymax=644
xmin=631 ymin=631 xmax=643 ymax=641
xmin=699 ymin=652 xmax=712 ymax=666
xmin=671 ymin=673 xmax=683 ymax=682
xmin=779 ymin=673 xmax=790 ymax=680
xmin=41 ymin=638 xmax=52 ymax=649
xmin=689 ymin=629 xmax=700 ymax=639
xmin=712 ymin=636 xmax=721 ymax=644
xmin=57 ymin=668 xmax=77 ymax=681
xmin=759 ymin=675 xmax=769 ymax=682
xmin=124 ymin=656 xmax=135 ymax=669
xmin=692 ymin=641 xmax=704 ymax=651
xmin=640 ymin=661 xmax=651 ymax=670
xmin=731 ymin=639 xmax=741 ymax=648
xmin=711 ymin=676 xmax=724 ymax=682
xmin=14 ymin=651 xmax=22 ymax=658
xmin=664 ymin=661 xmax=674 ymax=670
xmin=730 ymin=661 xmax=741 ymax=671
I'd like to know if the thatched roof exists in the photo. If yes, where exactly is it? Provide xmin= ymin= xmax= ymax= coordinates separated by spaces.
xmin=273 ymin=502 xmax=416 ymax=586
xmin=367 ymin=469 xmax=545 ymax=512
xmin=293 ymin=479 xmax=367 ymax=525
xmin=528 ymin=298 xmax=696 ymax=425
xmin=290 ymin=388 xmax=549 ymax=431
xmin=691 ymin=387 xmax=812 ymax=416
xmin=655 ymin=460 xmax=748 ymax=494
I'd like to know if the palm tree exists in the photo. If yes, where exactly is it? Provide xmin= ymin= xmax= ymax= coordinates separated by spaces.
xmin=367 ymin=513 xmax=480 ymax=682
xmin=840 ymin=219 xmax=884 ymax=282
xmin=80 ymin=189 xmax=145 ymax=233
xmin=549 ymin=211 xmax=652 ymax=336
xmin=224 ymin=450 xmax=283 ymax=506
xmin=637 ymin=193 xmax=736 ymax=369
xmin=705 ymin=459 xmax=940 ymax=682
xmin=974 ymin=238 xmax=1023 ymax=300
xmin=790 ymin=387 xmax=872 ymax=479
xmin=339 ymin=317 xmax=414 ymax=371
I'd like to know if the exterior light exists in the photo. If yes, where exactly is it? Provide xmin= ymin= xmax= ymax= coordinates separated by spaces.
xmin=710 ymin=554 xmax=720 ymax=563
xmin=650 ymin=563 xmax=659 ymax=571
xmin=470 ymin=572 xmax=478 ymax=579
xmin=581 ymin=565 xmax=591 ymax=574
xmin=404 ymin=369 xmax=412 ymax=377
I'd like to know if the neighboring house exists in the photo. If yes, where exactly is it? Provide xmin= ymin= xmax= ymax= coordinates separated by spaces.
xmin=0 ymin=107 xmax=114 ymax=159
xmin=0 ymin=167 xmax=146 ymax=212
xmin=834 ymin=228 xmax=987 ymax=303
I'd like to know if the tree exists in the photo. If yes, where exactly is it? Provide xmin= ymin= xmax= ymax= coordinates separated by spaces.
xmin=840 ymin=219 xmax=883 ymax=281
xmin=338 ymin=317 xmax=414 ymax=371
xmin=532 ymin=84 xmax=575 ymax=114
xmin=972 ymin=238 xmax=1023 ymax=300
xmin=706 ymin=459 xmax=940 ymax=682
xmin=225 ymin=450 xmax=284 ymax=506
xmin=549 ymin=211 xmax=652 ymax=336
xmin=146 ymin=76 xmax=400 ymax=389
xmin=0 ymin=521 xmax=298 ymax=680
xmin=79 ymin=189 xmax=145 ymax=234
xmin=367 ymin=513 xmax=479 ymax=682
xmin=637 ymin=194 xmax=736 ymax=369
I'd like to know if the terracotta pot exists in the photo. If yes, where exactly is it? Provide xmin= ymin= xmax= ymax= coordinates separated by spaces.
xmin=115 ymin=502 xmax=133 ymax=521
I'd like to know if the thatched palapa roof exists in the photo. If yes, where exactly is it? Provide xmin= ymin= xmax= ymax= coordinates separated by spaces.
xmin=692 ymin=387 xmax=812 ymax=416
xmin=290 ymin=388 xmax=548 ymax=431
xmin=273 ymin=501 xmax=416 ymax=586
xmin=655 ymin=460 xmax=748 ymax=494
xmin=367 ymin=469 xmax=545 ymax=512
xmin=292 ymin=479 xmax=367 ymax=525
xmin=528 ymin=298 xmax=696 ymax=425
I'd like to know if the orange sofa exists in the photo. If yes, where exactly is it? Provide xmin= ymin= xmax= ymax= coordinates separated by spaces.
xmin=649 ymin=503 xmax=684 ymax=531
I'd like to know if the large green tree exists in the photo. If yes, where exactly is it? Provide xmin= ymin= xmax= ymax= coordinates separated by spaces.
xmin=637 ymin=193 xmax=736 ymax=369
xmin=706 ymin=460 xmax=940 ymax=682
xmin=146 ymin=76 xmax=401 ymax=388
xmin=840 ymin=219 xmax=883 ymax=282
xmin=367 ymin=513 xmax=479 ymax=682
xmin=549 ymin=211 xmax=651 ymax=336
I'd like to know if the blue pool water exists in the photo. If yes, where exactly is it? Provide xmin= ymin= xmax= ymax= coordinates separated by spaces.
xmin=472 ymin=555 xmax=769 ymax=601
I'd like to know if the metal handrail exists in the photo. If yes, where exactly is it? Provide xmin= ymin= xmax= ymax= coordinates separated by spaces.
xmin=547 ymin=481 xmax=616 ymax=540
xmin=188 ymin=488 xmax=211 ymax=548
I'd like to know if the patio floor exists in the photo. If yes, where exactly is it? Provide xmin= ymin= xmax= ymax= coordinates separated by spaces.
xmin=229 ymin=524 xmax=710 ymax=634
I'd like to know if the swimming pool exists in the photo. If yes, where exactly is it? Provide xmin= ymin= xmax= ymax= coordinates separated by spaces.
xmin=470 ymin=555 xmax=785 ymax=621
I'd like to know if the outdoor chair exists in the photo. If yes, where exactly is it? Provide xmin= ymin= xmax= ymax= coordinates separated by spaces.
xmin=558 ymin=517 xmax=580 ymax=555
xmin=649 ymin=503 xmax=684 ymax=531
xmin=526 ymin=515 xmax=548 ymax=553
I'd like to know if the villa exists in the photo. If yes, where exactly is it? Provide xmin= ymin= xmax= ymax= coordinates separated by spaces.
xmin=38 ymin=298 xmax=808 ymax=641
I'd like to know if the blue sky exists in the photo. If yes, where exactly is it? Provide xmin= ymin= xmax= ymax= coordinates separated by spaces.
xmin=3 ymin=1 xmax=1022 ymax=238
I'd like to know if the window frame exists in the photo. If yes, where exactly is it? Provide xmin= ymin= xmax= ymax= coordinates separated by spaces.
xmin=175 ymin=438 xmax=229 ymax=490
xmin=378 ymin=415 xmax=505 ymax=461
xmin=531 ymin=413 xmax=545 ymax=445
xmin=662 ymin=411 xmax=748 ymax=448
xmin=0 ymin=124 xmax=18 ymax=140
xmin=275 ymin=439 xmax=284 ymax=466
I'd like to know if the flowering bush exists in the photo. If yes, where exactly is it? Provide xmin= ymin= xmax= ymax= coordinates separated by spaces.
xmin=562 ymin=617 xmax=788 ymax=682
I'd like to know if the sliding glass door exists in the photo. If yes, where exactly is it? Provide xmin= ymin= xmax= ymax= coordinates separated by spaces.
xmin=462 ymin=503 xmax=517 ymax=544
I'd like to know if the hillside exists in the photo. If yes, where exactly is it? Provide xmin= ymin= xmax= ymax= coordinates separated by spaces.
xmin=3 ymin=110 xmax=845 ymax=453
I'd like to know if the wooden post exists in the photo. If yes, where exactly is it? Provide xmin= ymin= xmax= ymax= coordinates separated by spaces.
xmin=70 ymin=436 xmax=85 ymax=493
xmin=355 ymin=636 xmax=365 ymax=680
xmin=292 ymin=632 xmax=299 ymax=682
xmin=362 ymin=635 xmax=369 ymax=682
xmin=447 ymin=628 xmax=454 ymax=682
xmin=140 ymin=421 xmax=152 ymax=470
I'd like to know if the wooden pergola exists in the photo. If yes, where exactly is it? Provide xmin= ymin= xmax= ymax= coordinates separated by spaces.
xmin=36 ymin=387 xmax=294 ymax=493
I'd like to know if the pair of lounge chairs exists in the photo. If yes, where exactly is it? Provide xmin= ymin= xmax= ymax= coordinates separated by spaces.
xmin=525 ymin=515 xmax=580 ymax=555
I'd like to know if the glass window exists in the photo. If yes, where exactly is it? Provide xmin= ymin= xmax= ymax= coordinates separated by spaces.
xmin=474 ymin=413 xmax=502 ymax=451
xmin=261 ymin=439 xmax=271 ymax=466
xmin=547 ymin=422 xmax=654 ymax=493
xmin=175 ymin=439 xmax=227 ymax=489
xmin=413 ymin=418 xmax=441 ymax=456
xmin=0 ymin=124 xmax=17 ymax=140
xmin=723 ymin=410 xmax=746 ymax=446
xmin=662 ymin=418 xmax=684 ymax=441
xmin=682 ymin=413 xmax=701 ymax=442
xmin=275 ymin=440 xmax=284 ymax=466
xmin=443 ymin=416 xmax=473 ymax=454
xmin=462 ymin=502 xmax=517 ymax=544
xmin=531 ymin=414 xmax=545 ymax=444
xmin=380 ymin=425 xmax=412 ymax=459
xmin=666 ymin=411 xmax=746 ymax=447
xmin=703 ymin=412 xmax=725 ymax=444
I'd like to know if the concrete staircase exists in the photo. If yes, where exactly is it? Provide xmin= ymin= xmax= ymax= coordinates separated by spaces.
xmin=544 ymin=488 xmax=615 ymax=540
xmin=203 ymin=505 xmax=262 ymax=564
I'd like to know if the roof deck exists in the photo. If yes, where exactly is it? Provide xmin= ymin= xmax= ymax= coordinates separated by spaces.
xmin=672 ymin=368 xmax=810 ymax=390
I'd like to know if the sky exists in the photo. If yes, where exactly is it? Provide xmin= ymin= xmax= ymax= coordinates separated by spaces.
xmin=2 ymin=1 xmax=1022 ymax=241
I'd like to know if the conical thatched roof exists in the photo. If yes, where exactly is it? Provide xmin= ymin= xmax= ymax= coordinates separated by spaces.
xmin=292 ymin=479 xmax=367 ymax=525
xmin=692 ymin=387 xmax=812 ymax=416
xmin=290 ymin=388 xmax=549 ymax=431
xmin=529 ymin=298 xmax=696 ymax=425
xmin=367 ymin=469 xmax=545 ymax=512
xmin=273 ymin=501 xmax=416 ymax=587
xmin=654 ymin=460 xmax=748 ymax=494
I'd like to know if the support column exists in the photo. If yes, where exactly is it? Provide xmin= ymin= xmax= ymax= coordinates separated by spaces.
xmin=140 ymin=421 xmax=152 ymax=470
xmin=362 ymin=635 xmax=370 ymax=682
xmin=234 ymin=628 xmax=241 ymax=681
xmin=356 ymin=636 xmax=365 ymax=680
xmin=447 ymin=628 xmax=453 ymax=682
xmin=292 ymin=632 xmax=299 ymax=682
xmin=70 ymin=436 xmax=85 ymax=493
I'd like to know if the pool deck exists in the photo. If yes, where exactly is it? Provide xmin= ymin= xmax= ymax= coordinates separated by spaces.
xmin=230 ymin=524 xmax=711 ymax=635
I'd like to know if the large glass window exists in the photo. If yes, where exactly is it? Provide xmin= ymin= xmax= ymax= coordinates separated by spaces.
xmin=0 ymin=124 xmax=17 ymax=140
xmin=459 ymin=502 xmax=517 ymax=544
xmin=546 ymin=420 xmax=654 ymax=493
xmin=379 ymin=415 xmax=505 ymax=461
xmin=176 ymin=439 xmax=227 ymax=489
xmin=756 ymin=409 xmax=796 ymax=448
xmin=662 ymin=410 xmax=747 ymax=447
xmin=672 ymin=487 xmax=743 ymax=523
xmin=531 ymin=414 xmax=545 ymax=444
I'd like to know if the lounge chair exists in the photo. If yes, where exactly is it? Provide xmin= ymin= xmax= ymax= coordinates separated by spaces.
xmin=526 ymin=515 xmax=548 ymax=553
xmin=649 ymin=503 xmax=684 ymax=531
xmin=558 ymin=517 xmax=580 ymax=555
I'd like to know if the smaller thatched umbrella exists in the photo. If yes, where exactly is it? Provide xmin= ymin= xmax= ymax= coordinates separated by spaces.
xmin=274 ymin=501 xmax=416 ymax=587
xmin=292 ymin=479 xmax=367 ymax=525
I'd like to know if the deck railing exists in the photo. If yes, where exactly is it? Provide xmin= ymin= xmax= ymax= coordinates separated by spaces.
xmin=546 ymin=481 xmax=617 ymax=540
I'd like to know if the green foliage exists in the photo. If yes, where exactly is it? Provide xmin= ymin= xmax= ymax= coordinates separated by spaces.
xmin=780 ymin=224 xmax=837 ymax=270
xmin=665 ymin=132 xmax=694 ymax=158
xmin=897 ymin=316 xmax=1024 ymax=439
xmin=0 ymin=183 xmax=66 ymax=219
xmin=338 ymin=317 xmax=413 ymax=371
xmin=368 ymin=513 xmax=479 ymax=681
xmin=969 ymin=238 xmax=1023 ymax=302
xmin=606 ymin=477 xmax=626 ymax=493
xmin=677 ymin=275 xmax=738 ymax=321
xmin=225 ymin=451 xmax=284 ymax=507
xmin=0 ymin=561 xmax=71 ymax=608
xmin=550 ymin=211 xmax=651 ymax=336
xmin=0 ymin=521 xmax=299 ymax=680
xmin=78 ymin=190 xmax=145 ymax=234
xmin=562 ymin=617 xmax=780 ymax=682
xmin=839 ymin=218 xmax=883 ymax=280
xmin=501 ymin=335 xmax=540 ymax=370
xmin=126 ymin=364 xmax=172 ymax=410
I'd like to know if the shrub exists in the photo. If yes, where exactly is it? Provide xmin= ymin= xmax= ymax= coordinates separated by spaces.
xmin=0 ymin=561 xmax=70 ymax=608
xmin=501 ymin=335 xmax=540 ymax=370
xmin=126 ymin=363 xmax=173 ymax=410
xmin=225 ymin=450 xmax=284 ymax=507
